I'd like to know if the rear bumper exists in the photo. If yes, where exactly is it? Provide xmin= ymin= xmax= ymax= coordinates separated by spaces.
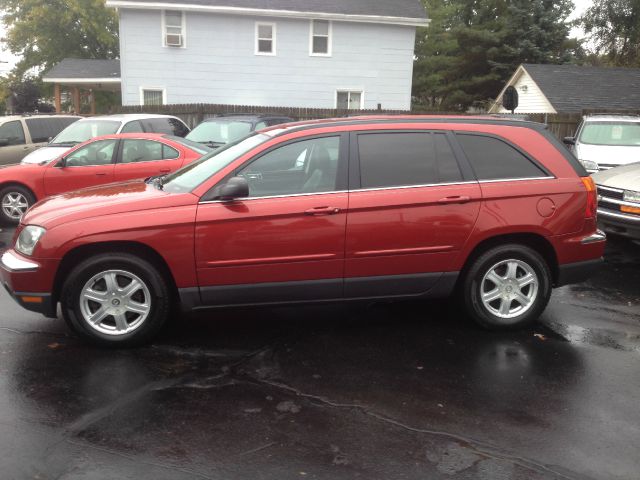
xmin=556 ymin=258 xmax=604 ymax=287
xmin=0 ymin=250 xmax=57 ymax=318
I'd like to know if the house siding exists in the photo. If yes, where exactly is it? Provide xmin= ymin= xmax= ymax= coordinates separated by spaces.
xmin=118 ymin=9 xmax=416 ymax=109
xmin=490 ymin=69 xmax=556 ymax=114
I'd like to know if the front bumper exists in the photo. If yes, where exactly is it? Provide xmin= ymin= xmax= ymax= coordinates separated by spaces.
xmin=597 ymin=209 xmax=640 ymax=240
xmin=0 ymin=250 xmax=56 ymax=318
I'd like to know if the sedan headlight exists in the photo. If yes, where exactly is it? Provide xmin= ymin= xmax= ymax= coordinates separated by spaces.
xmin=624 ymin=190 xmax=640 ymax=204
xmin=15 ymin=226 xmax=46 ymax=256
xmin=580 ymin=159 xmax=599 ymax=172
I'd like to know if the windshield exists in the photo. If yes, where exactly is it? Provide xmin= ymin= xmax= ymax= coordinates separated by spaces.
xmin=186 ymin=120 xmax=253 ymax=145
xmin=51 ymin=120 xmax=121 ymax=145
xmin=579 ymin=122 xmax=640 ymax=146
xmin=163 ymin=134 xmax=269 ymax=193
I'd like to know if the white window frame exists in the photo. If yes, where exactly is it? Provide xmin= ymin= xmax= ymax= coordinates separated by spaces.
xmin=139 ymin=87 xmax=167 ymax=106
xmin=336 ymin=89 xmax=364 ymax=110
xmin=162 ymin=10 xmax=186 ymax=48
xmin=255 ymin=22 xmax=276 ymax=56
xmin=309 ymin=20 xmax=332 ymax=57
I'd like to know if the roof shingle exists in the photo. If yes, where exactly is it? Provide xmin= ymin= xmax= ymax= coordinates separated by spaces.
xmin=44 ymin=58 xmax=121 ymax=80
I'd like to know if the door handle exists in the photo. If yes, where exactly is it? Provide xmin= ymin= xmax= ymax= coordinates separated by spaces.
xmin=95 ymin=172 xmax=107 ymax=177
xmin=304 ymin=206 xmax=341 ymax=216
xmin=159 ymin=168 xmax=171 ymax=173
xmin=437 ymin=195 xmax=471 ymax=205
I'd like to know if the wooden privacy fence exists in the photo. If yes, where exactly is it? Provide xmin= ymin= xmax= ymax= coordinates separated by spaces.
xmin=115 ymin=104 xmax=640 ymax=139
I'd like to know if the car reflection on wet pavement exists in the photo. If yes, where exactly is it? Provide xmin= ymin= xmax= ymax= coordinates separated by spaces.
xmin=0 ymin=227 xmax=638 ymax=479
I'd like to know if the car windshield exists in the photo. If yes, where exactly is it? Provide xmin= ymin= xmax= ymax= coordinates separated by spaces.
xmin=186 ymin=120 xmax=253 ymax=146
xmin=162 ymin=135 xmax=213 ymax=155
xmin=579 ymin=122 xmax=640 ymax=146
xmin=51 ymin=120 xmax=121 ymax=145
xmin=163 ymin=133 xmax=269 ymax=193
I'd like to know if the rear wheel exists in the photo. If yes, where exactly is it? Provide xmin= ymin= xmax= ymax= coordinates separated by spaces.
xmin=461 ymin=244 xmax=552 ymax=330
xmin=61 ymin=253 xmax=170 ymax=347
xmin=0 ymin=185 xmax=35 ymax=225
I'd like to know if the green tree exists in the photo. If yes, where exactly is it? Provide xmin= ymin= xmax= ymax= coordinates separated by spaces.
xmin=581 ymin=0 xmax=640 ymax=66
xmin=0 ymin=0 xmax=119 ymax=79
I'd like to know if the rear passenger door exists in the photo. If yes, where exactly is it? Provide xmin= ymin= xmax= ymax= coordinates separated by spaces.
xmin=344 ymin=130 xmax=481 ymax=297
xmin=114 ymin=139 xmax=183 ymax=181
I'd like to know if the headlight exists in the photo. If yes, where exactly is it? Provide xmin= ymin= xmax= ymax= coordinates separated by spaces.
xmin=624 ymin=190 xmax=640 ymax=204
xmin=580 ymin=159 xmax=599 ymax=171
xmin=15 ymin=226 xmax=46 ymax=256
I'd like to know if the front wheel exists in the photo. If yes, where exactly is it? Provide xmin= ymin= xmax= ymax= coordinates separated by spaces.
xmin=0 ymin=185 xmax=35 ymax=225
xmin=461 ymin=244 xmax=552 ymax=330
xmin=61 ymin=253 xmax=171 ymax=347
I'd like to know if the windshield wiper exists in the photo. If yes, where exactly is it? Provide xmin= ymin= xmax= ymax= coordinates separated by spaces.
xmin=203 ymin=141 xmax=226 ymax=148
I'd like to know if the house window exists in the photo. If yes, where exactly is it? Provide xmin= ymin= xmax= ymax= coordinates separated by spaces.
xmin=141 ymin=88 xmax=166 ymax=106
xmin=164 ymin=10 xmax=185 ymax=47
xmin=337 ymin=90 xmax=363 ymax=110
xmin=310 ymin=20 xmax=331 ymax=56
xmin=255 ymin=22 xmax=276 ymax=55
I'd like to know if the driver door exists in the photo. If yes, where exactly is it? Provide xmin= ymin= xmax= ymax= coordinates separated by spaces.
xmin=44 ymin=139 xmax=118 ymax=196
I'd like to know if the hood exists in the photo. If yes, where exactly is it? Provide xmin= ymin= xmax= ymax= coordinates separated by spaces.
xmin=592 ymin=163 xmax=640 ymax=191
xmin=21 ymin=146 xmax=70 ymax=164
xmin=22 ymin=181 xmax=197 ymax=229
xmin=575 ymin=143 xmax=640 ymax=167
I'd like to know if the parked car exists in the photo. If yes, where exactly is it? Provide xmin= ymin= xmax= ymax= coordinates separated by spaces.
xmin=563 ymin=114 xmax=640 ymax=173
xmin=592 ymin=163 xmax=640 ymax=240
xmin=20 ymin=114 xmax=190 ymax=165
xmin=0 ymin=116 xmax=605 ymax=347
xmin=0 ymin=133 xmax=210 ymax=224
xmin=0 ymin=115 xmax=80 ymax=166
xmin=186 ymin=114 xmax=293 ymax=148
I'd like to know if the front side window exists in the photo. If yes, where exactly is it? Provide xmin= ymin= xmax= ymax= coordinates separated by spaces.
xmin=579 ymin=122 xmax=640 ymax=146
xmin=456 ymin=134 xmax=547 ymax=180
xmin=237 ymin=136 xmax=340 ymax=197
xmin=142 ymin=89 xmax=165 ymax=106
xmin=120 ymin=139 xmax=179 ymax=164
xmin=310 ymin=20 xmax=331 ymax=55
xmin=164 ymin=10 xmax=184 ymax=47
xmin=65 ymin=139 xmax=117 ymax=167
xmin=357 ymin=132 xmax=462 ymax=189
xmin=51 ymin=120 xmax=120 ymax=146
xmin=337 ymin=91 xmax=362 ymax=110
xmin=255 ymin=23 xmax=276 ymax=55
xmin=0 ymin=121 xmax=26 ymax=146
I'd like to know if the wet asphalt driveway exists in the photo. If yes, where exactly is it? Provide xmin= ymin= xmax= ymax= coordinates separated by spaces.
xmin=0 ymin=227 xmax=638 ymax=480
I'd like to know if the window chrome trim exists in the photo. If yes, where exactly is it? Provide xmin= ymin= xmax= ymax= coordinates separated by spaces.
xmin=477 ymin=176 xmax=555 ymax=184
xmin=1 ymin=250 xmax=39 ymax=271
xmin=199 ymin=190 xmax=349 ymax=204
xmin=350 ymin=180 xmax=478 ymax=193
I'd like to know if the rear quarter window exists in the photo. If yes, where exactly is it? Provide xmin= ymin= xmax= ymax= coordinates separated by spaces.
xmin=143 ymin=118 xmax=189 ymax=137
xmin=456 ymin=134 xmax=547 ymax=180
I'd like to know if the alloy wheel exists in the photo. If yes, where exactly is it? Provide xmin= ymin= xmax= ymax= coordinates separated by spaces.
xmin=480 ymin=259 xmax=539 ymax=321
xmin=2 ymin=192 xmax=29 ymax=220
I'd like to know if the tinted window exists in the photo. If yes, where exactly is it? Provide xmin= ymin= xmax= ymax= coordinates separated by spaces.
xmin=121 ymin=139 xmax=175 ymax=164
xmin=65 ymin=139 xmax=117 ymax=167
xmin=0 ymin=121 xmax=26 ymax=146
xmin=456 ymin=134 xmax=546 ymax=180
xmin=143 ymin=118 xmax=189 ymax=137
xmin=26 ymin=117 xmax=78 ymax=143
xmin=358 ymin=132 xmax=462 ymax=189
xmin=238 ymin=136 xmax=340 ymax=197
xmin=120 ymin=120 xmax=144 ymax=133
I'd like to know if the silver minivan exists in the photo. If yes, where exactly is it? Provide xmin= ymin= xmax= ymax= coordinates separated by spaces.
xmin=0 ymin=115 xmax=80 ymax=166
xmin=564 ymin=114 xmax=640 ymax=173
xmin=20 ymin=114 xmax=190 ymax=165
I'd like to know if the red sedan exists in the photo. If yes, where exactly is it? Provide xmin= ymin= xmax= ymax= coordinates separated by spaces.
xmin=0 ymin=133 xmax=210 ymax=224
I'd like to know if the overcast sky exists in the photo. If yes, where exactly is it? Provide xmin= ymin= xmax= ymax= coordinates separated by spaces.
xmin=0 ymin=0 xmax=594 ymax=76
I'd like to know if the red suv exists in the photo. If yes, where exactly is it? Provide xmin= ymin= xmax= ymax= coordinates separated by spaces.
xmin=0 ymin=117 xmax=606 ymax=347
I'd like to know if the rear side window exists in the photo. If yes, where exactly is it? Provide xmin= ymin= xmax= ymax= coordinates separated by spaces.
xmin=120 ymin=120 xmax=144 ymax=133
xmin=456 ymin=134 xmax=546 ymax=180
xmin=357 ymin=132 xmax=462 ymax=189
xmin=26 ymin=117 xmax=77 ymax=143
xmin=120 ymin=139 xmax=179 ymax=163
xmin=143 ymin=118 xmax=189 ymax=137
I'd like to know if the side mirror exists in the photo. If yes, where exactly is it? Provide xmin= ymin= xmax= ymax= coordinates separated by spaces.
xmin=55 ymin=157 xmax=66 ymax=168
xmin=563 ymin=136 xmax=576 ymax=146
xmin=218 ymin=176 xmax=249 ymax=201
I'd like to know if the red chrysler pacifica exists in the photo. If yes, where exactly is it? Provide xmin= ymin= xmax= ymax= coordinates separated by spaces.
xmin=0 ymin=117 xmax=606 ymax=347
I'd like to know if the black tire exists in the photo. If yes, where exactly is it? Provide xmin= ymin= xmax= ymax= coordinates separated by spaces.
xmin=460 ymin=244 xmax=552 ymax=330
xmin=61 ymin=253 xmax=171 ymax=347
xmin=0 ymin=184 xmax=35 ymax=225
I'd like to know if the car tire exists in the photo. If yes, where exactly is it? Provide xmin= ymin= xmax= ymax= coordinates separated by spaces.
xmin=0 ymin=185 xmax=35 ymax=225
xmin=61 ymin=253 xmax=171 ymax=347
xmin=461 ymin=244 xmax=552 ymax=330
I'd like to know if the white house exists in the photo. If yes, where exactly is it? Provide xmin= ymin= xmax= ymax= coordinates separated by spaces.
xmin=100 ymin=0 xmax=428 ymax=110
xmin=490 ymin=63 xmax=640 ymax=114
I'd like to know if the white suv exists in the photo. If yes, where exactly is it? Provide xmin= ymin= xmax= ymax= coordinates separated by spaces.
xmin=20 ymin=114 xmax=190 ymax=165
xmin=563 ymin=115 xmax=640 ymax=173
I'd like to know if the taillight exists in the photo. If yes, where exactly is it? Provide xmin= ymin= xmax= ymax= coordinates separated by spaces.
xmin=581 ymin=176 xmax=597 ymax=218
